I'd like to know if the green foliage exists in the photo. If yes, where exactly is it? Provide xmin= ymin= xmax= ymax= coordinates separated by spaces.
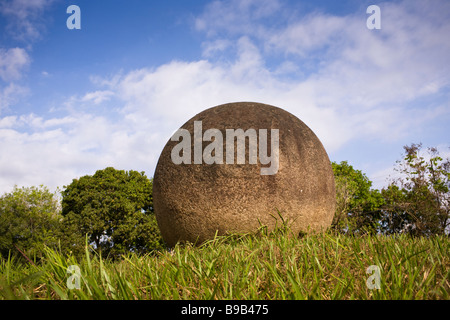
xmin=61 ymin=167 xmax=163 ymax=258
xmin=332 ymin=144 xmax=449 ymax=236
xmin=1 ymin=229 xmax=448 ymax=300
xmin=381 ymin=144 xmax=450 ymax=236
xmin=0 ymin=185 xmax=62 ymax=260
xmin=331 ymin=161 xmax=384 ymax=234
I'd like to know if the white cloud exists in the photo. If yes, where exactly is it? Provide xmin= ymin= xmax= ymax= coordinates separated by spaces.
xmin=0 ymin=112 xmax=119 ymax=193
xmin=0 ymin=0 xmax=54 ymax=41
xmin=197 ymin=0 xmax=450 ymax=109
xmin=81 ymin=90 xmax=115 ymax=105
xmin=15 ymin=113 xmax=77 ymax=129
xmin=97 ymin=36 xmax=347 ymax=154
xmin=0 ymin=47 xmax=30 ymax=82
xmin=0 ymin=115 xmax=17 ymax=128
xmin=0 ymin=0 xmax=53 ymax=116
xmin=195 ymin=0 xmax=282 ymax=37
xmin=201 ymin=39 xmax=232 ymax=58
xmin=0 ymin=83 xmax=29 ymax=113
xmin=267 ymin=13 xmax=348 ymax=57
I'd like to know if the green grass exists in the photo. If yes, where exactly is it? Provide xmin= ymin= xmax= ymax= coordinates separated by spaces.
xmin=0 ymin=228 xmax=448 ymax=300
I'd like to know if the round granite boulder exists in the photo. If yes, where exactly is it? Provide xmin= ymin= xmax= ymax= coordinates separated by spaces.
xmin=153 ymin=102 xmax=335 ymax=247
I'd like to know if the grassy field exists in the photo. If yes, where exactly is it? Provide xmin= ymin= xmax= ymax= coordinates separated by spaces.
xmin=0 ymin=227 xmax=448 ymax=300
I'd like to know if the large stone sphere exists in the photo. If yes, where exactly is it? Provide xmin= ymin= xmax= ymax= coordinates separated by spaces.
xmin=153 ymin=102 xmax=335 ymax=247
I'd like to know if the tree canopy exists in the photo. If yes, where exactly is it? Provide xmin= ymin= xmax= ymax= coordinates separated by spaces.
xmin=331 ymin=161 xmax=384 ymax=234
xmin=0 ymin=185 xmax=62 ymax=259
xmin=332 ymin=144 xmax=450 ymax=236
xmin=61 ymin=167 xmax=163 ymax=257
xmin=381 ymin=143 xmax=450 ymax=236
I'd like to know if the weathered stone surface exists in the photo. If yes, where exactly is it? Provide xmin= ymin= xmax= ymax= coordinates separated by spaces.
xmin=153 ymin=102 xmax=335 ymax=247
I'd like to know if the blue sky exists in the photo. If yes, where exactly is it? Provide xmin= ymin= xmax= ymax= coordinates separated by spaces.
xmin=0 ymin=0 xmax=449 ymax=194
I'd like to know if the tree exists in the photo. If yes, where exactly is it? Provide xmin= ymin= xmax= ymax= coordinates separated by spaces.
xmin=0 ymin=185 xmax=62 ymax=259
xmin=61 ymin=167 xmax=163 ymax=257
xmin=331 ymin=161 xmax=384 ymax=234
xmin=381 ymin=144 xmax=450 ymax=236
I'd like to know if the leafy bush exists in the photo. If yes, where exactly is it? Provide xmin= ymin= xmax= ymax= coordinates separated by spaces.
xmin=0 ymin=185 xmax=62 ymax=260
xmin=61 ymin=167 xmax=164 ymax=258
